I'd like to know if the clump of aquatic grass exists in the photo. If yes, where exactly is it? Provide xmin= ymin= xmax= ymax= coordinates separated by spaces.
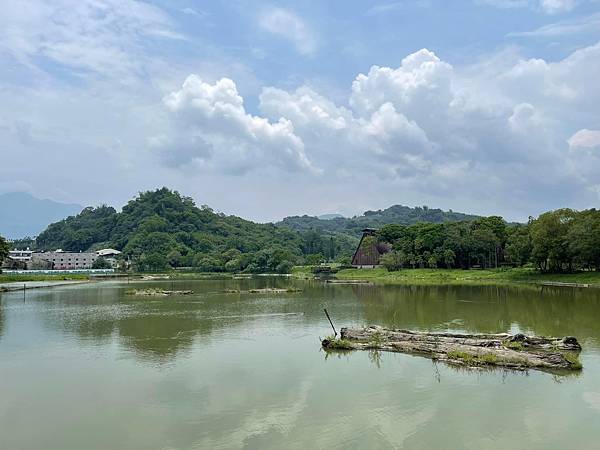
xmin=562 ymin=352 xmax=583 ymax=370
xmin=323 ymin=335 xmax=354 ymax=350
xmin=447 ymin=350 xmax=528 ymax=366
xmin=503 ymin=340 xmax=525 ymax=351
xmin=367 ymin=331 xmax=385 ymax=346
xmin=447 ymin=350 xmax=476 ymax=363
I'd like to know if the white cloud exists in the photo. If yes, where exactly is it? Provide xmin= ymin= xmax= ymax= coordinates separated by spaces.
xmin=257 ymin=43 xmax=600 ymax=211
xmin=508 ymin=12 xmax=600 ymax=37
xmin=568 ymin=129 xmax=600 ymax=194
xmin=367 ymin=1 xmax=431 ymax=15
xmin=479 ymin=0 xmax=577 ymax=13
xmin=540 ymin=0 xmax=576 ymax=14
xmin=258 ymin=8 xmax=317 ymax=55
xmin=568 ymin=129 xmax=600 ymax=149
xmin=349 ymin=49 xmax=453 ymax=138
xmin=2 ymin=0 xmax=600 ymax=220
xmin=181 ymin=7 xmax=207 ymax=18
xmin=0 ymin=0 xmax=181 ymax=83
xmin=155 ymin=75 xmax=317 ymax=175
xmin=478 ymin=0 xmax=531 ymax=8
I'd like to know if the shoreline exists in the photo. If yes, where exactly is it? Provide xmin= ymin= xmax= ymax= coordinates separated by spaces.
xmin=3 ymin=267 xmax=600 ymax=290
xmin=0 ymin=279 xmax=94 ymax=292
xmin=333 ymin=267 xmax=600 ymax=287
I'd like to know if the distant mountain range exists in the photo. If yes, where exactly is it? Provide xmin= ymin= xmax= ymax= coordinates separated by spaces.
xmin=277 ymin=205 xmax=480 ymax=237
xmin=0 ymin=192 xmax=82 ymax=239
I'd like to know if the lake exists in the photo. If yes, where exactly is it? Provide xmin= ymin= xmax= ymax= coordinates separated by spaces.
xmin=1 ymin=278 xmax=600 ymax=449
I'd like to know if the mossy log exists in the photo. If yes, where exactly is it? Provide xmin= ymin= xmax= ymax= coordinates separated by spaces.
xmin=322 ymin=326 xmax=582 ymax=372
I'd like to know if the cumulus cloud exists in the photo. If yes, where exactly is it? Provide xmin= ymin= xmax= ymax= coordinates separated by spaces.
xmin=255 ymin=43 xmax=600 ymax=209
xmin=260 ymin=85 xmax=435 ymax=180
xmin=2 ymin=0 xmax=600 ymax=219
xmin=258 ymin=8 xmax=317 ymax=55
xmin=155 ymin=75 xmax=317 ymax=175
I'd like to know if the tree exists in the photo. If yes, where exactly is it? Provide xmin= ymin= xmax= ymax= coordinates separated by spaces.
xmin=470 ymin=228 xmax=499 ymax=268
xmin=305 ymin=253 xmax=325 ymax=265
xmin=505 ymin=225 xmax=532 ymax=266
xmin=381 ymin=251 xmax=404 ymax=271
xmin=0 ymin=235 xmax=9 ymax=269
xmin=427 ymin=254 xmax=438 ymax=269
xmin=566 ymin=209 xmax=600 ymax=271
xmin=276 ymin=260 xmax=293 ymax=274
xmin=193 ymin=255 xmax=222 ymax=272
xmin=92 ymin=258 xmax=112 ymax=269
xmin=137 ymin=253 xmax=169 ymax=272
xmin=530 ymin=209 xmax=576 ymax=272
xmin=443 ymin=249 xmax=455 ymax=268
xmin=379 ymin=224 xmax=406 ymax=243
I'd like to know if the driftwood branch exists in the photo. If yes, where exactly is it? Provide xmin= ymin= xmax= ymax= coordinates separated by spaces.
xmin=322 ymin=326 xmax=582 ymax=372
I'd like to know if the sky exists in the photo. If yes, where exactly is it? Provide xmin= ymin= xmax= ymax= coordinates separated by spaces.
xmin=1 ymin=0 xmax=600 ymax=222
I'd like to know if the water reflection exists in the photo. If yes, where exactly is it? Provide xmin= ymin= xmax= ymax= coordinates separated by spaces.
xmin=2 ymin=279 xmax=600 ymax=450
xmin=351 ymin=284 xmax=600 ymax=343
xmin=2 ymin=279 xmax=600 ymax=362
xmin=8 ymin=279 xmax=310 ymax=363
xmin=0 ymin=300 xmax=4 ymax=337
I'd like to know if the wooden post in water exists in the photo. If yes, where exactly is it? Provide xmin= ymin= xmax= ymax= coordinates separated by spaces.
xmin=324 ymin=308 xmax=337 ymax=337
xmin=23 ymin=283 xmax=26 ymax=301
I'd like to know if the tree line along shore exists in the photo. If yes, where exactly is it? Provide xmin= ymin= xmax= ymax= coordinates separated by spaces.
xmin=1 ymin=188 xmax=599 ymax=281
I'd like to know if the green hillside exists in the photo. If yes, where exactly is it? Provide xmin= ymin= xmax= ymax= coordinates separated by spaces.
xmin=34 ymin=188 xmax=351 ymax=272
xmin=278 ymin=205 xmax=479 ymax=237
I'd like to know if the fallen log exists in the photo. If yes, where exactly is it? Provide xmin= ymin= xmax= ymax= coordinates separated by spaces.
xmin=322 ymin=326 xmax=582 ymax=372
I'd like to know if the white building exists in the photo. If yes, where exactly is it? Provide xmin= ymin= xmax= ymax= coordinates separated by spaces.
xmin=8 ymin=248 xmax=33 ymax=262
xmin=36 ymin=250 xmax=98 ymax=270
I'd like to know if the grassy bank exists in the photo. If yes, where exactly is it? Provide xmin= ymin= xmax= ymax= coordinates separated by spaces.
xmin=0 ymin=273 xmax=91 ymax=283
xmin=334 ymin=267 xmax=600 ymax=286
xmin=291 ymin=266 xmax=315 ymax=277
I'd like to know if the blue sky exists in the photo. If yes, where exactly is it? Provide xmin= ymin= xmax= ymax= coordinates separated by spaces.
xmin=1 ymin=0 xmax=600 ymax=222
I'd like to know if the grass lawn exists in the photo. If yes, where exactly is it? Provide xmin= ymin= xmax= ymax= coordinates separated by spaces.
xmin=333 ymin=267 xmax=600 ymax=286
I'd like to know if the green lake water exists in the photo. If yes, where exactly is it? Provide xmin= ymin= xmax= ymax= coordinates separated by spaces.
xmin=1 ymin=278 xmax=600 ymax=449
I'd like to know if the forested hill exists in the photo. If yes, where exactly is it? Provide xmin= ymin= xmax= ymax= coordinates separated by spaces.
xmin=32 ymin=189 xmax=480 ymax=272
xmin=277 ymin=205 xmax=479 ymax=236
xmin=34 ymin=188 xmax=353 ymax=272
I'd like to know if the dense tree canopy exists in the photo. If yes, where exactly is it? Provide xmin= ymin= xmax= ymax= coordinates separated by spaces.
xmin=37 ymin=205 xmax=117 ymax=252
xmin=34 ymin=188 xmax=324 ymax=272
xmin=379 ymin=217 xmax=505 ymax=270
xmin=379 ymin=209 xmax=600 ymax=273
xmin=278 ymin=204 xmax=478 ymax=236
xmin=24 ymin=188 xmax=600 ymax=274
